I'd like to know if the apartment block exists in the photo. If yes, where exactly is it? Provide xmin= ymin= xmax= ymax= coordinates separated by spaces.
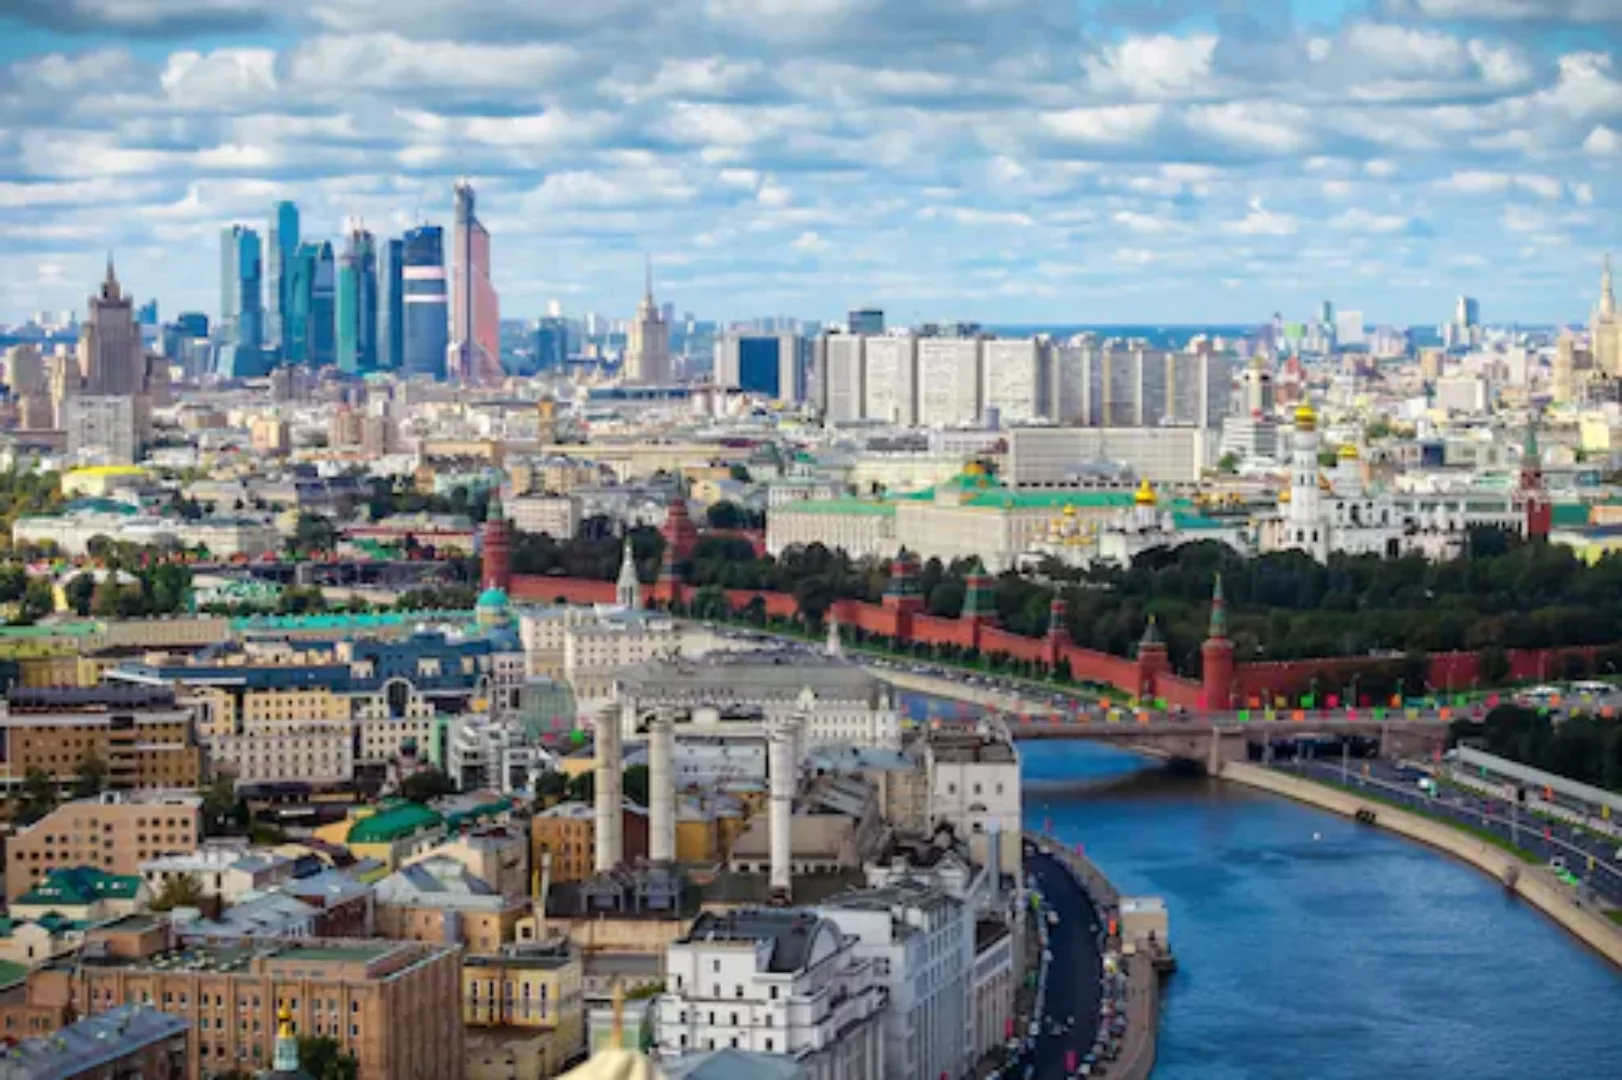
xmin=3 ymin=919 xmax=463 ymax=1080
xmin=6 ymin=793 xmax=202 ymax=901
xmin=0 ymin=687 xmax=201 ymax=794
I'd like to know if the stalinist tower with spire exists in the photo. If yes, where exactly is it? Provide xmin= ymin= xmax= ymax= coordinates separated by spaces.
xmin=624 ymin=255 xmax=670 ymax=385
xmin=1594 ymin=254 xmax=1621 ymax=378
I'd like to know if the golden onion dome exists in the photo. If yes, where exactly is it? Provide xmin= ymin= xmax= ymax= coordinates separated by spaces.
xmin=1338 ymin=443 xmax=1359 ymax=461
xmin=1133 ymin=478 xmax=1157 ymax=506
xmin=1294 ymin=402 xmax=1318 ymax=431
xmin=1062 ymin=502 xmax=1077 ymax=517
xmin=1278 ymin=487 xmax=1293 ymax=504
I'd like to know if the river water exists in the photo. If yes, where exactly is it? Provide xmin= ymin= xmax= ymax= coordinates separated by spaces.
xmin=1018 ymin=739 xmax=1622 ymax=1080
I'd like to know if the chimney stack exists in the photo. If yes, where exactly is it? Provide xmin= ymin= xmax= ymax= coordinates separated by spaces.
xmin=594 ymin=703 xmax=623 ymax=873
xmin=649 ymin=708 xmax=676 ymax=864
xmin=769 ymin=712 xmax=800 ymax=904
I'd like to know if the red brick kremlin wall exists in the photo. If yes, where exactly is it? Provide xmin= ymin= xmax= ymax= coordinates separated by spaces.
xmin=507 ymin=566 xmax=1596 ymax=709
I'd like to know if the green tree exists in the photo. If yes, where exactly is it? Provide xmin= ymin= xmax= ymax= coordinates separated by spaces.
xmin=298 ymin=1037 xmax=360 ymax=1080
xmin=18 ymin=576 xmax=54 ymax=622
xmin=706 ymin=501 xmax=745 ymax=530
xmin=201 ymin=773 xmax=246 ymax=836
xmin=729 ymin=464 xmax=752 ymax=483
xmin=148 ymin=872 xmax=206 ymax=912
xmin=13 ymin=768 xmax=57 ymax=826
xmin=64 ymin=573 xmax=97 ymax=616
xmin=70 ymin=754 xmax=107 ymax=799
xmin=1217 ymin=452 xmax=1240 ymax=475
xmin=622 ymin=764 xmax=650 ymax=807
xmin=398 ymin=767 xmax=456 ymax=804
xmin=567 ymin=771 xmax=595 ymax=803
xmin=291 ymin=513 xmax=339 ymax=556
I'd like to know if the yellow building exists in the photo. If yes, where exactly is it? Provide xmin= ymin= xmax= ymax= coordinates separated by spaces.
xmin=314 ymin=802 xmax=447 ymax=872
xmin=61 ymin=465 xmax=148 ymax=499
xmin=464 ymin=943 xmax=586 ymax=1079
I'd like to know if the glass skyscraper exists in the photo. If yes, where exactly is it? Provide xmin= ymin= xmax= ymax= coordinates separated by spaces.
xmin=266 ymin=201 xmax=299 ymax=357
xmin=448 ymin=180 xmax=500 ymax=382
xmin=219 ymin=225 xmax=263 ymax=353
xmin=402 ymin=224 xmax=449 ymax=380
xmin=336 ymin=225 xmax=378 ymax=374
xmin=533 ymin=317 xmax=568 ymax=373
xmin=377 ymin=237 xmax=404 ymax=372
xmin=311 ymin=241 xmax=337 ymax=369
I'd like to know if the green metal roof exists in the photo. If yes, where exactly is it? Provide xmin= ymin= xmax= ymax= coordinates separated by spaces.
xmin=0 ymin=621 xmax=103 ymax=640
xmin=346 ymin=803 xmax=444 ymax=844
xmin=1552 ymin=503 xmax=1591 ymax=529
xmin=14 ymin=866 xmax=142 ymax=908
xmin=230 ymin=609 xmax=474 ymax=631
xmin=778 ymin=499 xmax=897 ymax=517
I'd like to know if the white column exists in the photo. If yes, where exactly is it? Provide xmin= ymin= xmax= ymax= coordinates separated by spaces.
xmin=649 ymin=709 xmax=675 ymax=863
xmin=594 ymin=703 xmax=622 ymax=873
xmin=769 ymin=712 xmax=799 ymax=902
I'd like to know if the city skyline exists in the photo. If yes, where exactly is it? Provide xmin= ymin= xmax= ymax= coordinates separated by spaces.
xmin=0 ymin=2 xmax=1618 ymax=325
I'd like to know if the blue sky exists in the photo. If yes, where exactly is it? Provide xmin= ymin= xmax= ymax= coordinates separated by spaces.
xmin=0 ymin=0 xmax=1618 ymax=327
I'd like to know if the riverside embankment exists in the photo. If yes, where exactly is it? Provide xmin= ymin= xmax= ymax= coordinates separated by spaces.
xmin=1027 ymin=832 xmax=1161 ymax=1080
xmin=1221 ymin=760 xmax=1622 ymax=968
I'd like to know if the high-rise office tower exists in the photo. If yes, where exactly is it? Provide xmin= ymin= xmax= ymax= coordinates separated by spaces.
xmin=1455 ymin=296 xmax=1480 ymax=330
xmin=624 ymin=256 xmax=670 ymax=385
xmin=79 ymin=259 xmax=142 ymax=397
xmin=1593 ymin=255 xmax=1620 ymax=378
xmin=715 ymin=332 xmax=809 ymax=402
xmin=448 ymin=180 xmax=501 ymax=383
xmin=533 ymin=316 xmax=568 ymax=373
xmin=135 ymin=300 xmax=159 ymax=326
xmin=218 ymin=225 xmax=263 ymax=355
xmin=266 ymin=201 xmax=299 ymax=357
xmin=336 ymin=223 xmax=378 ymax=375
xmin=377 ymin=237 xmax=404 ymax=372
xmin=401 ymin=225 xmax=448 ymax=380
xmin=284 ymin=243 xmax=315 ymax=366
xmin=310 ymin=241 xmax=337 ymax=369
xmin=848 ymin=308 xmax=885 ymax=335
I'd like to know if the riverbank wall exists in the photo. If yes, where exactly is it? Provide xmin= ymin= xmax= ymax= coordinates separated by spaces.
xmin=1221 ymin=761 xmax=1622 ymax=969
xmin=1027 ymin=833 xmax=1160 ymax=1080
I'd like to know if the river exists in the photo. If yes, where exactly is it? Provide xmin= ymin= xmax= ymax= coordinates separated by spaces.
xmin=1018 ymin=739 xmax=1622 ymax=1080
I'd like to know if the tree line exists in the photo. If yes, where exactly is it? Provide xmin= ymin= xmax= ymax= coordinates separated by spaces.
xmin=511 ymin=522 xmax=1622 ymax=678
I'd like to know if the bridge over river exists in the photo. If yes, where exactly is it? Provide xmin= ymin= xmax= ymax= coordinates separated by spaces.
xmin=875 ymin=668 xmax=1456 ymax=770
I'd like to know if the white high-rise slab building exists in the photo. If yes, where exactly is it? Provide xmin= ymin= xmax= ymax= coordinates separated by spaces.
xmin=862 ymin=334 xmax=917 ymax=425
xmin=916 ymin=338 xmax=981 ymax=426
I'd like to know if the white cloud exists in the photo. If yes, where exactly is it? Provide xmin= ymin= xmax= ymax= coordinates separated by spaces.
xmin=1222 ymin=198 xmax=1298 ymax=236
xmin=1084 ymin=34 xmax=1218 ymax=101
xmin=1330 ymin=208 xmax=1413 ymax=234
xmin=1111 ymin=210 xmax=1181 ymax=234
xmin=1039 ymin=105 xmax=1162 ymax=144
xmin=1585 ymin=125 xmax=1621 ymax=155
xmin=791 ymin=230 xmax=829 ymax=251
xmin=1188 ymin=102 xmax=1314 ymax=154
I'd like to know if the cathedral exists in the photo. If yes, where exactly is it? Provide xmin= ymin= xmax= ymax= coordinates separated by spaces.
xmin=1254 ymin=402 xmax=1539 ymax=561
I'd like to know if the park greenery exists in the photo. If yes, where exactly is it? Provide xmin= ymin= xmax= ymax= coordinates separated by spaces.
xmin=514 ymin=524 xmax=1622 ymax=684
xmin=1451 ymin=705 xmax=1622 ymax=793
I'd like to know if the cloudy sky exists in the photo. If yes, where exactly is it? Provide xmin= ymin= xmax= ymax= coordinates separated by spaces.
xmin=0 ymin=0 xmax=1618 ymax=328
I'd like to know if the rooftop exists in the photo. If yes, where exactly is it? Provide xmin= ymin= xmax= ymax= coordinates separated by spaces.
xmin=346 ymin=803 xmax=444 ymax=845
xmin=0 ymin=1005 xmax=187 ymax=1080
xmin=680 ymin=909 xmax=841 ymax=974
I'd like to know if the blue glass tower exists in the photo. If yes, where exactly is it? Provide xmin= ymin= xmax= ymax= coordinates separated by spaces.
xmin=310 ymin=241 xmax=337 ymax=369
xmin=533 ymin=317 xmax=568 ymax=372
xmin=219 ymin=225 xmax=263 ymax=353
xmin=401 ymin=224 xmax=448 ymax=380
xmin=267 ymin=200 xmax=299 ymax=357
xmin=336 ymin=225 xmax=377 ymax=375
xmin=218 ymin=225 xmax=266 ymax=376
xmin=378 ymin=237 xmax=404 ymax=372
